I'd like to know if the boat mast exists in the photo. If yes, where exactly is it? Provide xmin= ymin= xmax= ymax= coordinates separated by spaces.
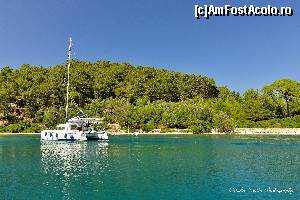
xmin=65 ymin=37 xmax=72 ymax=120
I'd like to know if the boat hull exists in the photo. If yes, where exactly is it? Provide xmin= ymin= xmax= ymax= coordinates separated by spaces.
xmin=86 ymin=131 xmax=109 ymax=140
xmin=41 ymin=130 xmax=87 ymax=141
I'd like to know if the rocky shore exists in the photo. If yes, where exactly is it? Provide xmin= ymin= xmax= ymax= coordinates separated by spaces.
xmin=110 ymin=128 xmax=300 ymax=135
xmin=0 ymin=133 xmax=41 ymax=135
xmin=1 ymin=128 xmax=300 ymax=136
xmin=230 ymin=128 xmax=300 ymax=135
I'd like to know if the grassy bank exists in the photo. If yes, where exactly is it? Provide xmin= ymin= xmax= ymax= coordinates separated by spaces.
xmin=0 ymin=132 xmax=41 ymax=135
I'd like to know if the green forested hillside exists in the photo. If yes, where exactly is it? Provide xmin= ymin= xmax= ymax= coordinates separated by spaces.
xmin=1 ymin=60 xmax=300 ymax=133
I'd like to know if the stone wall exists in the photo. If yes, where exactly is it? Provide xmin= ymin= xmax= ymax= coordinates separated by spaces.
xmin=234 ymin=128 xmax=300 ymax=135
xmin=211 ymin=128 xmax=300 ymax=135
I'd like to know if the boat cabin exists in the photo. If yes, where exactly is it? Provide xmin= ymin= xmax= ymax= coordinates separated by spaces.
xmin=56 ymin=123 xmax=80 ymax=131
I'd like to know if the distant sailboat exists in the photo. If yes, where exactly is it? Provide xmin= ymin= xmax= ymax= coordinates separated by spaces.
xmin=132 ymin=132 xmax=139 ymax=136
xmin=41 ymin=38 xmax=108 ymax=141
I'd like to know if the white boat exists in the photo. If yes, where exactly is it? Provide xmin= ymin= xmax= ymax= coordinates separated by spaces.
xmin=41 ymin=123 xmax=87 ymax=141
xmin=132 ymin=132 xmax=139 ymax=136
xmin=41 ymin=38 xmax=108 ymax=141
xmin=41 ymin=116 xmax=109 ymax=141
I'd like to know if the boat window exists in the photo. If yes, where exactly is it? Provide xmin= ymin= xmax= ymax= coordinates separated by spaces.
xmin=70 ymin=125 xmax=78 ymax=130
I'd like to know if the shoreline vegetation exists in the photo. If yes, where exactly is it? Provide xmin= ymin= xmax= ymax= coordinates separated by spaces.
xmin=0 ymin=132 xmax=40 ymax=135
xmin=1 ymin=60 xmax=300 ymax=134
xmin=112 ymin=128 xmax=300 ymax=135
xmin=2 ymin=128 xmax=300 ymax=136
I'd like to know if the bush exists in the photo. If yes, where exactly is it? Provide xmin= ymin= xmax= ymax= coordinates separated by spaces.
xmin=42 ymin=107 xmax=62 ymax=129
xmin=23 ymin=123 xmax=41 ymax=133
xmin=0 ymin=121 xmax=41 ymax=133
xmin=143 ymin=120 xmax=156 ymax=132
xmin=94 ymin=120 xmax=109 ymax=130
xmin=160 ymin=128 xmax=175 ymax=133
xmin=189 ymin=120 xmax=212 ymax=134
xmin=213 ymin=112 xmax=235 ymax=133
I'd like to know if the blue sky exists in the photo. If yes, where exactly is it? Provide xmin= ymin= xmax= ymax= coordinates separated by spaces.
xmin=0 ymin=0 xmax=299 ymax=93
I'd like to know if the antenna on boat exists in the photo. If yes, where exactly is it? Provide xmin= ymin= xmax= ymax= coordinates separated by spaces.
xmin=65 ymin=37 xmax=72 ymax=120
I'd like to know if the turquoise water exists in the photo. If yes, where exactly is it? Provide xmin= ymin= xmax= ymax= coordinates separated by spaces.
xmin=0 ymin=135 xmax=299 ymax=200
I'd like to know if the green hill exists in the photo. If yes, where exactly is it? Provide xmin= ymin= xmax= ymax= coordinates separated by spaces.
xmin=1 ymin=60 xmax=300 ymax=133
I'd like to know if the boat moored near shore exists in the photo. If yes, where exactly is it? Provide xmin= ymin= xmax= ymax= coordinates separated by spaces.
xmin=40 ymin=37 xmax=108 ymax=142
xmin=41 ymin=116 xmax=108 ymax=141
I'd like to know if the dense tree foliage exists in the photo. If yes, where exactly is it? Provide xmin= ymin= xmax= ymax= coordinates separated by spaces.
xmin=0 ymin=61 xmax=299 ymax=133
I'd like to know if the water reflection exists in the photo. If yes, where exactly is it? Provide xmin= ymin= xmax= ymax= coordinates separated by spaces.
xmin=37 ymin=136 xmax=300 ymax=199
xmin=40 ymin=141 xmax=109 ymax=199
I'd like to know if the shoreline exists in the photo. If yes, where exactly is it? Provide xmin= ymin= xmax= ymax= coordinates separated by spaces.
xmin=111 ymin=128 xmax=300 ymax=136
xmin=1 ymin=128 xmax=300 ymax=136
xmin=109 ymin=132 xmax=193 ymax=135
xmin=110 ymin=132 xmax=300 ymax=136
xmin=0 ymin=133 xmax=41 ymax=135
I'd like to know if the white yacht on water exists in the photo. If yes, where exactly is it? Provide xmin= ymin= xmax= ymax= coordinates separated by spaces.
xmin=41 ymin=38 xmax=108 ymax=141
xmin=41 ymin=114 xmax=109 ymax=141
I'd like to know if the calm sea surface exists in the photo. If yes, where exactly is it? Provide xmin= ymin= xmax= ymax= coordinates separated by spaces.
xmin=0 ymin=135 xmax=300 ymax=200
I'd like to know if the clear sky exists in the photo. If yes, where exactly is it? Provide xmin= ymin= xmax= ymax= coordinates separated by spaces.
xmin=0 ymin=0 xmax=299 ymax=93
